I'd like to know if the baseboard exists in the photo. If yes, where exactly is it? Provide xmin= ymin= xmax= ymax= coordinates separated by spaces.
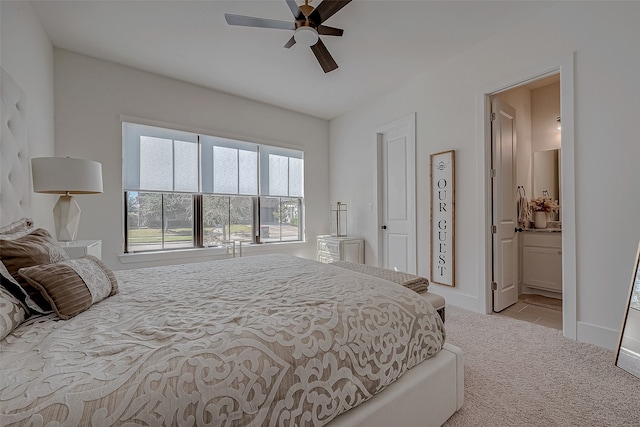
xmin=577 ymin=321 xmax=620 ymax=350
xmin=435 ymin=292 xmax=620 ymax=350
xmin=429 ymin=287 xmax=479 ymax=312
xmin=521 ymin=287 xmax=562 ymax=300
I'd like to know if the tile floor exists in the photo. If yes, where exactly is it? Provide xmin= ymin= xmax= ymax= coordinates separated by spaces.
xmin=495 ymin=294 xmax=563 ymax=330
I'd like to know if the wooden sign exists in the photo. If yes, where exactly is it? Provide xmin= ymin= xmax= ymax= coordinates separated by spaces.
xmin=430 ymin=150 xmax=455 ymax=287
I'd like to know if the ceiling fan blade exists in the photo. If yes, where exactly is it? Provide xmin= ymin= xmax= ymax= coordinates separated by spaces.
xmin=310 ymin=39 xmax=338 ymax=73
xmin=285 ymin=0 xmax=304 ymax=20
xmin=225 ymin=14 xmax=295 ymax=31
xmin=284 ymin=35 xmax=296 ymax=48
xmin=313 ymin=0 xmax=352 ymax=24
xmin=317 ymin=25 xmax=343 ymax=36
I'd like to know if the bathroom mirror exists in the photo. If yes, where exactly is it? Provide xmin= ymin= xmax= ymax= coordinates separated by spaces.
xmin=615 ymin=241 xmax=640 ymax=378
xmin=532 ymin=148 xmax=560 ymax=203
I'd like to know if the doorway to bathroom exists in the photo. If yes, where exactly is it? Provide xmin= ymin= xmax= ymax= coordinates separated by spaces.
xmin=490 ymin=73 xmax=564 ymax=330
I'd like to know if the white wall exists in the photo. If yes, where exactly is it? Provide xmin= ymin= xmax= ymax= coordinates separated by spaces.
xmin=530 ymin=82 xmax=561 ymax=215
xmin=497 ymin=82 xmax=560 ymax=212
xmin=531 ymin=82 xmax=561 ymax=154
xmin=330 ymin=2 xmax=640 ymax=349
xmin=54 ymin=50 xmax=329 ymax=270
xmin=0 ymin=0 xmax=55 ymax=231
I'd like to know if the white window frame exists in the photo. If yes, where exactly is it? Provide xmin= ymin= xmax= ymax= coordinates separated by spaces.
xmin=122 ymin=121 xmax=304 ymax=254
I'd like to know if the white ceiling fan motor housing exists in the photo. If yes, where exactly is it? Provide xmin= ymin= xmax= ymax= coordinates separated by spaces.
xmin=294 ymin=26 xmax=319 ymax=46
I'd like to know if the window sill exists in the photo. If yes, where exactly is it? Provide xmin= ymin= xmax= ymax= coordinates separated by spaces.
xmin=118 ymin=241 xmax=307 ymax=265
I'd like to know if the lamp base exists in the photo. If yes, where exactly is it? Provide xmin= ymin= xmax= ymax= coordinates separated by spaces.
xmin=53 ymin=195 xmax=81 ymax=241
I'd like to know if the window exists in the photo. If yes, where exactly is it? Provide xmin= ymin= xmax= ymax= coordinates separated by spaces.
xmin=123 ymin=122 xmax=303 ymax=253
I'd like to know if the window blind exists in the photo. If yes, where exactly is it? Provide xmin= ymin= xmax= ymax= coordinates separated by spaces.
xmin=123 ymin=123 xmax=198 ymax=192
xmin=259 ymin=145 xmax=304 ymax=197
xmin=123 ymin=122 xmax=303 ymax=197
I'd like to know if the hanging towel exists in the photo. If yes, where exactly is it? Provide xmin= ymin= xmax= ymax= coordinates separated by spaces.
xmin=517 ymin=186 xmax=531 ymax=227
xmin=518 ymin=196 xmax=531 ymax=226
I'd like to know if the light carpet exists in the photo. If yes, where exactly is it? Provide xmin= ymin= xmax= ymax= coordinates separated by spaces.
xmin=441 ymin=305 xmax=640 ymax=427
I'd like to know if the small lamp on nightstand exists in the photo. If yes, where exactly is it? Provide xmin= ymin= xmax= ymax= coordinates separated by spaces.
xmin=31 ymin=157 xmax=103 ymax=242
xmin=330 ymin=202 xmax=347 ymax=237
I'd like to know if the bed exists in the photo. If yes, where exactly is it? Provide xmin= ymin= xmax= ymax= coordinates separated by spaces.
xmin=1 ymin=252 xmax=463 ymax=426
xmin=0 ymin=68 xmax=463 ymax=426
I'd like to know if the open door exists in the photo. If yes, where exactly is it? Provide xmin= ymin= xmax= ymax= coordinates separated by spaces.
xmin=491 ymin=98 xmax=519 ymax=312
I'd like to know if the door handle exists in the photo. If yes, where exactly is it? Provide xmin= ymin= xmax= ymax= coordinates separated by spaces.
xmin=381 ymin=225 xmax=387 ymax=230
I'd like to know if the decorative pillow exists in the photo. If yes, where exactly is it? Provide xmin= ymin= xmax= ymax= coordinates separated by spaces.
xmin=0 ymin=217 xmax=35 ymax=239
xmin=0 ymin=286 xmax=28 ymax=341
xmin=19 ymin=255 xmax=119 ymax=320
xmin=0 ymin=217 xmax=34 ymax=235
xmin=0 ymin=228 xmax=69 ymax=313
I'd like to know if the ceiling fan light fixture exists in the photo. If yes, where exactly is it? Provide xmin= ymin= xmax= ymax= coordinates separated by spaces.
xmin=294 ymin=26 xmax=319 ymax=46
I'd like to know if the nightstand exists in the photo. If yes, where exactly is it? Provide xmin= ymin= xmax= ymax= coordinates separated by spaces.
xmin=317 ymin=235 xmax=364 ymax=264
xmin=59 ymin=240 xmax=102 ymax=260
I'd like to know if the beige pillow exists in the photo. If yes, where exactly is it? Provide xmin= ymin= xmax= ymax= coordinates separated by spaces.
xmin=0 ymin=286 xmax=28 ymax=340
xmin=19 ymin=256 xmax=119 ymax=320
xmin=0 ymin=228 xmax=70 ymax=313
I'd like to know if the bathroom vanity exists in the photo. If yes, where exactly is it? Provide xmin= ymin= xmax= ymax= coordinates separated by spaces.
xmin=521 ymin=230 xmax=562 ymax=294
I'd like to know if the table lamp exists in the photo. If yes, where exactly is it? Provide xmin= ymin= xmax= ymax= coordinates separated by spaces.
xmin=31 ymin=157 xmax=103 ymax=241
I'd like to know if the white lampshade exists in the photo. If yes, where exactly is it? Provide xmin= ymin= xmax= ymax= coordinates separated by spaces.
xmin=31 ymin=157 xmax=103 ymax=241
xmin=31 ymin=157 xmax=103 ymax=194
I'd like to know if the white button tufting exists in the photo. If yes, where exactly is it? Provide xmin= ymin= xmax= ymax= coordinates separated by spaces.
xmin=2 ymin=68 xmax=31 ymax=227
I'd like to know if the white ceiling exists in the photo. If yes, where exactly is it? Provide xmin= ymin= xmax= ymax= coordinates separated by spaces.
xmin=31 ymin=0 xmax=554 ymax=120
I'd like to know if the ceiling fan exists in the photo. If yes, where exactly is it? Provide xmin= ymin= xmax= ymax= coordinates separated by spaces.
xmin=225 ymin=0 xmax=352 ymax=73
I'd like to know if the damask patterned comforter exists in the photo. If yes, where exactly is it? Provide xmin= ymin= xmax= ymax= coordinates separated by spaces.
xmin=1 ymin=254 xmax=445 ymax=426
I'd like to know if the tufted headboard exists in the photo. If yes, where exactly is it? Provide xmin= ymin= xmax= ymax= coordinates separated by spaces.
xmin=1 ymin=68 xmax=31 ymax=227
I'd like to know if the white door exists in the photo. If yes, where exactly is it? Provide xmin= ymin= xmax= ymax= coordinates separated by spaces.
xmin=377 ymin=114 xmax=416 ymax=273
xmin=492 ymin=99 xmax=519 ymax=312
